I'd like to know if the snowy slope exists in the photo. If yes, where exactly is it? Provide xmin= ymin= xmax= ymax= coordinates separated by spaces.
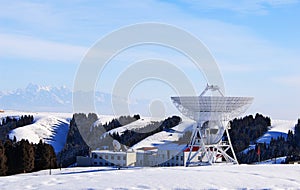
xmin=256 ymin=120 xmax=296 ymax=144
xmin=106 ymin=117 xmax=156 ymax=135
xmin=0 ymin=165 xmax=299 ymax=189
xmin=269 ymin=120 xmax=296 ymax=133
xmin=1 ymin=111 xmax=72 ymax=153
xmin=132 ymin=120 xmax=194 ymax=149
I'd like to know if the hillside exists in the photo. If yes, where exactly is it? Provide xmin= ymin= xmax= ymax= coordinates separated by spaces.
xmin=1 ymin=111 xmax=72 ymax=153
xmin=1 ymin=111 xmax=299 ymax=166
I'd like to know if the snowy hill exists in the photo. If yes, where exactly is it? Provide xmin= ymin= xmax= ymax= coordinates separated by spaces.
xmin=1 ymin=111 xmax=72 ymax=153
xmin=0 ymin=165 xmax=299 ymax=189
xmin=256 ymin=119 xmax=296 ymax=144
xmin=131 ymin=120 xmax=194 ymax=149
xmin=1 ymin=110 xmax=298 ymax=161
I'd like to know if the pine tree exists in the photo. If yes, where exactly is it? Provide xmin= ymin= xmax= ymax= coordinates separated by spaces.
xmin=34 ymin=140 xmax=57 ymax=171
xmin=4 ymin=140 xmax=16 ymax=174
xmin=15 ymin=140 xmax=35 ymax=173
xmin=0 ymin=141 xmax=8 ymax=175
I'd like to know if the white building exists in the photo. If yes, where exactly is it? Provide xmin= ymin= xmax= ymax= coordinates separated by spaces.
xmin=156 ymin=144 xmax=186 ymax=167
xmin=91 ymin=150 xmax=136 ymax=167
xmin=77 ymin=144 xmax=212 ymax=167
xmin=136 ymin=147 xmax=158 ymax=167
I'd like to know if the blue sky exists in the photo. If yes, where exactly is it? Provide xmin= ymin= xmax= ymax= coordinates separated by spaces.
xmin=1 ymin=0 xmax=300 ymax=119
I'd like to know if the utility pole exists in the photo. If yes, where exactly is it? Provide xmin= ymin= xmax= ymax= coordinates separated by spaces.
xmin=49 ymin=156 xmax=52 ymax=175
xmin=257 ymin=144 xmax=261 ymax=163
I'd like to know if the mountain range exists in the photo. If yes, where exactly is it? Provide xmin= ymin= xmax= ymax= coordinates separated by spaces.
xmin=0 ymin=84 xmax=112 ymax=113
xmin=0 ymin=84 xmax=155 ymax=115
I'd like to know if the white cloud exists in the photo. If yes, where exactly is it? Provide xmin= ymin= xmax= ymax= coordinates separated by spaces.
xmin=180 ymin=0 xmax=299 ymax=14
xmin=274 ymin=75 xmax=300 ymax=87
xmin=0 ymin=33 xmax=87 ymax=62
xmin=0 ymin=1 xmax=64 ymax=29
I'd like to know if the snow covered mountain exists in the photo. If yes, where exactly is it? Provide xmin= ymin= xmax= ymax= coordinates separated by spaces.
xmin=0 ymin=84 xmax=155 ymax=115
xmin=0 ymin=84 xmax=112 ymax=113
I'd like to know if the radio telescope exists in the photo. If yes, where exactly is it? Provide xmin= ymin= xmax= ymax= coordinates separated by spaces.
xmin=112 ymin=140 xmax=121 ymax=152
xmin=171 ymin=84 xmax=253 ymax=166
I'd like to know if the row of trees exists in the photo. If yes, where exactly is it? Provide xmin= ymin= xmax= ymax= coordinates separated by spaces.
xmin=1 ymin=115 xmax=34 ymax=128
xmin=57 ymin=113 xmax=141 ymax=167
xmin=0 ymin=115 xmax=34 ymax=140
xmin=234 ymin=117 xmax=300 ymax=164
xmin=111 ymin=116 xmax=181 ymax=147
xmin=228 ymin=113 xmax=271 ymax=153
xmin=0 ymin=139 xmax=56 ymax=176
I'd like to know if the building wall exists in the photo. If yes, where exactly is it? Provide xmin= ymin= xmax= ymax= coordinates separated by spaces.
xmin=91 ymin=151 xmax=135 ymax=167
xmin=80 ymin=148 xmax=192 ymax=167
xmin=126 ymin=152 xmax=136 ymax=166
xmin=76 ymin=156 xmax=92 ymax=167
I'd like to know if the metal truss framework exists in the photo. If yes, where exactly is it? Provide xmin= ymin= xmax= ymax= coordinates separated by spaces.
xmin=171 ymin=84 xmax=253 ymax=166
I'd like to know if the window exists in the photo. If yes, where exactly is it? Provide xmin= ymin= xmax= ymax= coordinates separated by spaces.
xmin=105 ymin=155 xmax=108 ymax=159
xmin=181 ymin=156 xmax=183 ymax=161
xmin=111 ymin=155 xmax=114 ymax=160
xmin=123 ymin=156 xmax=126 ymax=160
xmin=117 ymin=156 xmax=120 ymax=160
xmin=94 ymin=162 xmax=98 ymax=165
xmin=93 ymin=154 xmax=97 ymax=159
xmin=176 ymin=156 xmax=179 ymax=160
xmin=100 ymin=162 xmax=103 ymax=166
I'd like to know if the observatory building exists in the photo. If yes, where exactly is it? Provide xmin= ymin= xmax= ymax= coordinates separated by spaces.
xmin=171 ymin=84 xmax=253 ymax=166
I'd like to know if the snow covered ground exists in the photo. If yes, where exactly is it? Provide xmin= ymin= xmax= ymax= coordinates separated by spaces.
xmin=0 ymin=165 xmax=300 ymax=189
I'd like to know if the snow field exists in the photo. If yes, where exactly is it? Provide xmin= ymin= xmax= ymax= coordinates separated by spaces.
xmin=0 ymin=165 xmax=300 ymax=189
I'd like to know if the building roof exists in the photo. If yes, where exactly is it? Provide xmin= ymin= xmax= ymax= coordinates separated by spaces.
xmin=91 ymin=150 xmax=127 ymax=155
xmin=183 ymin=146 xmax=200 ymax=152
xmin=137 ymin=147 xmax=158 ymax=151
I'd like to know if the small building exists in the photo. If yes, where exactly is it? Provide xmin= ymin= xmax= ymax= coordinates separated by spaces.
xmin=157 ymin=144 xmax=186 ymax=167
xmin=76 ymin=143 xmax=221 ymax=167
xmin=136 ymin=147 xmax=158 ymax=167
xmin=91 ymin=150 xmax=136 ymax=167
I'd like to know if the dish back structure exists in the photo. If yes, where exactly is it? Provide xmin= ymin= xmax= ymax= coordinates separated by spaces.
xmin=171 ymin=84 xmax=253 ymax=166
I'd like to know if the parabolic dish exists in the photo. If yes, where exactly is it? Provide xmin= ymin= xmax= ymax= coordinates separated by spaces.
xmin=171 ymin=96 xmax=254 ymax=122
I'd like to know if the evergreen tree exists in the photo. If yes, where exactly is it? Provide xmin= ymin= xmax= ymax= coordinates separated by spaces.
xmin=4 ymin=140 xmax=16 ymax=175
xmin=0 ymin=141 xmax=8 ymax=175
xmin=34 ymin=140 xmax=57 ymax=171
xmin=15 ymin=140 xmax=35 ymax=173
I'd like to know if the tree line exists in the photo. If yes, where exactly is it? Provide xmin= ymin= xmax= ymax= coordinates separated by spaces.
xmin=0 ymin=139 xmax=56 ymax=176
xmin=228 ymin=113 xmax=271 ymax=154
xmin=57 ymin=113 xmax=140 ymax=167
xmin=110 ymin=116 xmax=181 ymax=148
xmin=0 ymin=115 xmax=34 ymax=140
xmin=228 ymin=114 xmax=300 ymax=164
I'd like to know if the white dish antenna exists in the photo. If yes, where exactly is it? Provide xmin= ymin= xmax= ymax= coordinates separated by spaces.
xmin=171 ymin=84 xmax=253 ymax=166
xmin=112 ymin=140 xmax=121 ymax=152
